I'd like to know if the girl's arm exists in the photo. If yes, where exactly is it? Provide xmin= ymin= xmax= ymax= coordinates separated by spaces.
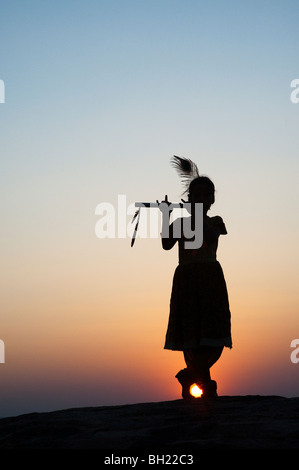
xmin=204 ymin=216 xmax=227 ymax=244
xmin=159 ymin=196 xmax=180 ymax=250
xmin=161 ymin=216 xmax=179 ymax=250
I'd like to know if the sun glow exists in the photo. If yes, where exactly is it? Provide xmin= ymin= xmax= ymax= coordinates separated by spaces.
xmin=189 ymin=384 xmax=203 ymax=398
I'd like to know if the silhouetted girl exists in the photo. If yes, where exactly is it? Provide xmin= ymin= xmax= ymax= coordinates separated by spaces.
xmin=160 ymin=156 xmax=232 ymax=399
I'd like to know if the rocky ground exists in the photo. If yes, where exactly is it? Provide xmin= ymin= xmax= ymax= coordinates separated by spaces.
xmin=0 ymin=395 xmax=298 ymax=450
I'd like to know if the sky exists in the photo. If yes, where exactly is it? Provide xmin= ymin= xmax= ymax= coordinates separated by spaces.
xmin=1 ymin=0 xmax=299 ymax=418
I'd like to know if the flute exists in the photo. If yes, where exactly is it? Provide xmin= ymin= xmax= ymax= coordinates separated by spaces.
xmin=135 ymin=202 xmax=185 ymax=208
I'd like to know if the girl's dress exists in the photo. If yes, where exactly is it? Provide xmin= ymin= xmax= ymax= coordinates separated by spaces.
xmin=164 ymin=215 xmax=232 ymax=351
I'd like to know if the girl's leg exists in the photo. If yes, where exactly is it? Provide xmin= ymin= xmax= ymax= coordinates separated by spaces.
xmin=182 ymin=346 xmax=223 ymax=397
xmin=183 ymin=348 xmax=210 ymax=382
xmin=176 ymin=346 xmax=223 ymax=398
xmin=184 ymin=346 xmax=223 ymax=381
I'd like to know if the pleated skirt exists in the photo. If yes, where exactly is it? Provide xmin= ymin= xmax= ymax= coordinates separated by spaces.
xmin=164 ymin=261 xmax=232 ymax=351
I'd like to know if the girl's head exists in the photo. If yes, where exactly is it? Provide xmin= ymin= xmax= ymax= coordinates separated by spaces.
xmin=170 ymin=155 xmax=215 ymax=212
xmin=188 ymin=176 xmax=215 ymax=212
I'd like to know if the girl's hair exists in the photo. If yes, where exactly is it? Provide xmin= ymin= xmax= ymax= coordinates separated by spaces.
xmin=170 ymin=155 xmax=215 ymax=204
xmin=188 ymin=176 xmax=215 ymax=205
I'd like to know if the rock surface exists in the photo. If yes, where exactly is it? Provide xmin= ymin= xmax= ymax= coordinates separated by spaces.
xmin=0 ymin=396 xmax=299 ymax=449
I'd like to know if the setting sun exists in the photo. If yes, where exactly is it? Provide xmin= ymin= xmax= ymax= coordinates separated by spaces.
xmin=189 ymin=384 xmax=203 ymax=398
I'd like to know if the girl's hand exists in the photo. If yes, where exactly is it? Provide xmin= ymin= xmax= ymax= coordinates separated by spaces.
xmin=158 ymin=195 xmax=177 ymax=250
xmin=157 ymin=195 xmax=173 ymax=215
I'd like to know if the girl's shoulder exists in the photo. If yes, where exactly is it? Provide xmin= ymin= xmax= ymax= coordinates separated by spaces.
xmin=208 ymin=215 xmax=224 ymax=224
xmin=208 ymin=215 xmax=227 ymax=234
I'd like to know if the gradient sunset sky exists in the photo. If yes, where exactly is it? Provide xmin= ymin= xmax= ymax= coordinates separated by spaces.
xmin=1 ymin=0 xmax=299 ymax=418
